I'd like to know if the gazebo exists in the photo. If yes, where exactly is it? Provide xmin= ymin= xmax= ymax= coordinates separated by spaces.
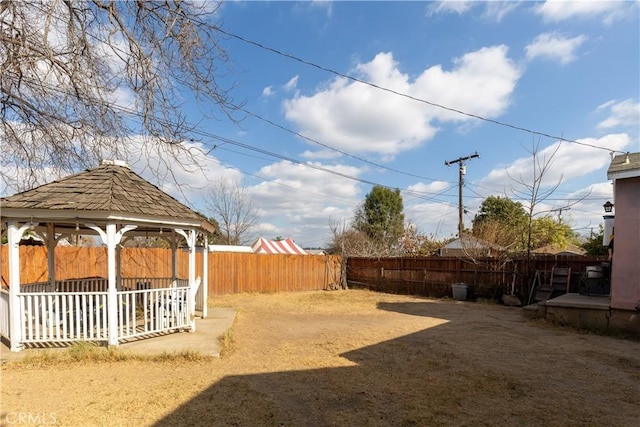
xmin=0 ymin=160 xmax=213 ymax=352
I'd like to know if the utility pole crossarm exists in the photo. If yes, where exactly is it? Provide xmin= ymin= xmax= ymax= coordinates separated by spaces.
xmin=444 ymin=151 xmax=479 ymax=167
xmin=445 ymin=152 xmax=480 ymax=238
xmin=550 ymin=206 xmax=571 ymax=224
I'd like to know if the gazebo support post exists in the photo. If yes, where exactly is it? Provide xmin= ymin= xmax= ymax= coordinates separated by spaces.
xmin=106 ymin=223 xmax=118 ymax=347
xmin=175 ymin=228 xmax=197 ymax=331
xmin=46 ymin=222 xmax=56 ymax=291
xmin=170 ymin=232 xmax=178 ymax=282
xmin=7 ymin=221 xmax=36 ymax=351
xmin=116 ymin=244 xmax=122 ymax=291
xmin=87 ymin=222 xmax=137 ymax=347
xmin=202 ymin=239 xmax=208 ymax=319
xmin=8 ymin=221 xmax=23 ymax=352
xmin=188 ymin=229 xmax=196 ymax=331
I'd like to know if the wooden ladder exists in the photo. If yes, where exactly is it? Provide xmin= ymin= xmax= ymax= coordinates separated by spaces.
xmin=550 ymin=266 xmax=571 ymax=295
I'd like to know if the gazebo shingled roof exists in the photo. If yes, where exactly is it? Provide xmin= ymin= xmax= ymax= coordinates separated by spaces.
xmin=1 ymin=161 xmax=212 ymax=351
xmin=1 ymin=162 xmax=214 ymax=232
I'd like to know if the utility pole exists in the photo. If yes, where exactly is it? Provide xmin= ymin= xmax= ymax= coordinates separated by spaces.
xmin=550 ymin=206 xmax=571 ymax=224
xmin=445 ymin=152 xmax=479 ymax=237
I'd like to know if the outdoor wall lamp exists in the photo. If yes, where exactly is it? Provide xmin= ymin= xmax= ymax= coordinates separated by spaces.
xmin=603 ymin=201 xmax=614 ymax=213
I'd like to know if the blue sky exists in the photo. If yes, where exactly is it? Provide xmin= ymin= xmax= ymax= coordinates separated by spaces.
xmin=9 ymin=1 xmax=638 ymax=249
xmin=157 ymin=0 xmax=639 ymax=248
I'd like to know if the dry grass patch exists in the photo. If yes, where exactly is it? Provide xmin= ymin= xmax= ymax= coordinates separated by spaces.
xmin=4 ymin=341 xmax=211 ymax=369
xmin=2 ymin=290 xmax=640 ymax=426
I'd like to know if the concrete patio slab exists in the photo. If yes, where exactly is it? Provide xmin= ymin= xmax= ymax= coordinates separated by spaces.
xmin=538 ymin=293 xmax=611 ymax=330
xmin=542 ymin=293 xmax=611 ymax=310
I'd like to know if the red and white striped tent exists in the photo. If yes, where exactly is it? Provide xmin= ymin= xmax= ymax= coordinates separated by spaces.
xmin=251 ymin=237 xmax=307 ymax=255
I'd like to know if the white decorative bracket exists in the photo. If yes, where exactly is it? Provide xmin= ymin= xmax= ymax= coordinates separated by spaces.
xmin=175 ymin=228 xmax=196 ymax=248
xmin=86 ymin=223 xmax=138 ymax=245
xmin=16 ymin=222 xmax=39 ymax=243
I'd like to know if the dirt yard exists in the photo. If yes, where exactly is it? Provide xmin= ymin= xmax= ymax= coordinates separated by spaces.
xmin=2 ymin=290 xmax=639 ymax=426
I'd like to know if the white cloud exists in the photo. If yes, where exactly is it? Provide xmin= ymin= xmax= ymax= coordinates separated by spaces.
xmin=428 ymin=1 xmax=518 ymax=22
xmin=525 ymin=32 xmax=587 ymax=65
xmin=413 ymin=46 xmax=521 ymax=121
xmin=246 ymin=160 xmax=364 ymax=245
xmin=310 ymin=0 xmax=333 ymax=18
xmin=596 ymin=99 xmax=640 ymax=129
xmin=427 ymin=1 xmax=476 ymax=15
xmin=407 ymin=181 xmax=452 ymax=194
xmin=300 ymin=149 xmax=343 ymax=160
xmin=262 ymin=85 xmax=275 ymax=97
xmin=481 ymin=2 xmax=520 ymax=22
xmin=404 ymin=201 xmax=459 ymax=239
xmin=479 ymin=134 xmax=631 ymax=204
xmin=534 ymin=0 xmax=633 ymax=25
xmin=284 ymin=47 xmax=520 ymax=159
xmin=284 ymin=76 xmax=299 ymax=92
xmin=556 ymin=182 xmax=615 ymax=235
xmin=113 ymin=135 xmax=241 ymax=211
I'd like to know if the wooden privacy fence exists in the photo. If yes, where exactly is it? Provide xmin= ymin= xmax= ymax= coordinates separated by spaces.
xmin=209 ymin=252 xmax=342 ymax=294
xmin=347 ymin=255 xmax=608 ymax=300
xmin=1 ymin=246 xmax=343 ymax=296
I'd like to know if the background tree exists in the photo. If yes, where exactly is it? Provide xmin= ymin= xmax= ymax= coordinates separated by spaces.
xmin=205 ymin=217 xmax=224 ymax=245
xmin=353 ymin=186 xmax=404 ymax=244
xmin=327 ymin=220 xmax=382 ymax=257
xmin=204 ymin=178 xmax=258 ymax=245
xmin=399 ymin=224 xmax=451 ymax=256
xmin=472 ymin=196 xmax=528 ymax=251
xmin=581 ymin=224 xmax=608 ymax=256
xmin=529 ymin=216 xmax=580 ymax=249
xmin=1 ymin=1 xmax=238 ymax=190
xmin=328 ymin=187 xmax=407 ymax=257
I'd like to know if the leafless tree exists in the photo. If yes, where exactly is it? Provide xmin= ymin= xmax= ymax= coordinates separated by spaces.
xmin=1 ymin=0 xmax=239 ymax=191
xmin=204 ymin=178 xmax=258 ymax=245
xmin=327 ymin=219 xmax=379 ymax=257
xmin=328 ymin=218 xmax=428 ymax=257
xmin=509 ymin=139 xmax=563 ymax=258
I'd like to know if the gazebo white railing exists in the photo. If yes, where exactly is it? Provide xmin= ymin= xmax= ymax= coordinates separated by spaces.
xmin=2 ymin=276 xmax=203 ymax=348
xmin=1 ymin=161 xmax=213 ymax=352
xmin=8 ymin=279 xmax=199 ymax=346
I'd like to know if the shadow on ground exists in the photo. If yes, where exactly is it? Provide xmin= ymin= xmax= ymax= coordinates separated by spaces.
xmin=154 ymin=301 xmax=639 ymax=426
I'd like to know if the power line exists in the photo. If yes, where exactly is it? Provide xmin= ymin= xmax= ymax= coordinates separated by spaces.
xmin=82 ymin=6 xmax=623 ymax=159
xmin=11 ymin=30 xmax=617 ymax=221
xmin=17 ymin=74 xmax=462 ymax=210
xmin=80 ymin=26 xmax=453 ymax=184
xmin=217 ymin=28 xmax=623 ymax=155
xmin=238 ymin=107 xmax=451 ymax=184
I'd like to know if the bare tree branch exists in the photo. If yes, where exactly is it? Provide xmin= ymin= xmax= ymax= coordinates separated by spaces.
xmin=1 ymin=0 xmax=240 ymax=191
xmin=204 ymin=178 xmax=258 ymax=245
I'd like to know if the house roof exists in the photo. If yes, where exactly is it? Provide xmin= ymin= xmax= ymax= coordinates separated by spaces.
xmin=532 ymin=243 xmax=586 ymax=256
xmin=441 ymin=235 xmax=503 ymax=251
xmin=1 ymin=161 xmax=215 ymax=232
xmin=607 ymin=152 xmax=640 ymax=180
